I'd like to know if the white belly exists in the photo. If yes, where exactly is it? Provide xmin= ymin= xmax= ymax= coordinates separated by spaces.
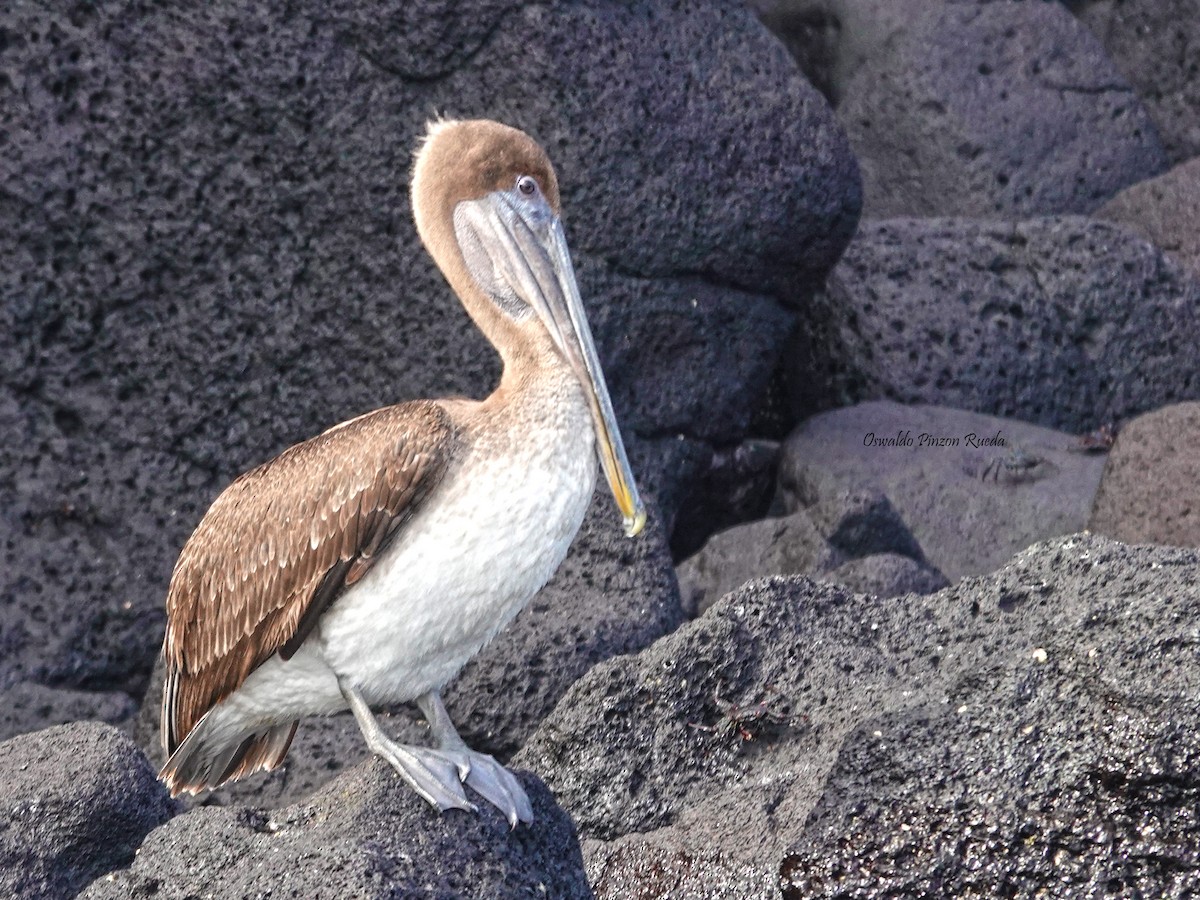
xmin=220 ymin=391 xmax=597 ymax=726
xmin=319 ymin=420 xmax=597 ymax=702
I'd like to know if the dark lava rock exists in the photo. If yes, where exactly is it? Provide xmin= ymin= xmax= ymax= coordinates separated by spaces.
xmin=585 ymin=835 xmax=778 ymax=900
xmin=676 ymin=482 xmax=937 ymax=615
xmin=1096 ymin=156 xmax=1200 ymax=280
xmin=748 ymin=0 xmax=844 ymax=103
xmin=133 ymin=498 xmax=683 ymax=808
xmin=819 ymin=551 xmax=948 ymax=599
xmin=0 ymin=681 xmax=136 ymax=743
xmin=750 ymin=0 xmax=923 ymax=106
xmin=474 ymin=4 xmax=861 ymax=295
xmin=80 ymin=759 xmax=590 ymax=900
xmin=669 ymin=438 xmax=782 ymax=561
xmin=1089 ymin=402 xmax=1200 ymax=549
xmin=1072 ymin=0 xmax=1200 ymax=165
xmin=790 ymin=218 xmax=1200 ymax=433
xmin=837 ymin=1 xmax=1166 ymax=218
xmin=807 ymin=484 xmax=925 ymax=562
xmin=0 ymin=0 xmax=849 ymax=705
xmin=676 ymin=508 xmax=842 ymax=615
xmin=516 ymin=535 xmax=1200 ymax=893
xmin=780 ymin=662 xmax=1200 ymax=897
xmin=0 ymin=722 xmax=175 ymax=900
xmin=777 ymin=401 xmax=1107 ymax=581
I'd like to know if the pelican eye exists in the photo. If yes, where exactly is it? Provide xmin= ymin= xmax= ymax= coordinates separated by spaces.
xmin=516 ymin=175 xmax=538 ymax=197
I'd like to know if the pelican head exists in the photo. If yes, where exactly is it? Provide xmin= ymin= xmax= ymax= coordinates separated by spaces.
xmin=411 ymin=118 xmax=645 ymax=537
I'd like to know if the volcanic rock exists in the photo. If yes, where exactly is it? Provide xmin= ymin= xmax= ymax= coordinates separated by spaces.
xmin=585 ymin=836 xmax=778 ymax=900
xmin=819 ymin=552 xmax=948 ymax=599
xmin=517 ymin=535 xmax=1200 ymax=894
xmin=1089 ymin=402 xmax=1200 ymax=549
xmin=777 ymin=401 xmax=1108 ymax=581
xmin=1071 ymin=0 xmax=1200 ymax=165
xmin=749 ymin=0 xmax=926 ymax=105
xmin=1096 ymin=157 xmax=1200 ymax=280
xmin=0 ymin=0 xmax=846 ymax=729
xmin=0 ymin=681 xmax=136 ymax=744
xmin=676 ymin=508 xmax=841 ymax=616
xmin=837 ymin=1 xmax=1166 ymax=218
xmin=0 ymin=722 xmax=174 ymax=900
xmin=676 ymin=483 xmax=941 ymax=615
xmin=789 ymin=218 xmax=1200 ymax=433
xmin=80 ymin=761 xmax=590 ymax=899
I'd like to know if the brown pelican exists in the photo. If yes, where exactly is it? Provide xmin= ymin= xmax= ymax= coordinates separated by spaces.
xmin=158 ymin=119 xmax=645 ymax=827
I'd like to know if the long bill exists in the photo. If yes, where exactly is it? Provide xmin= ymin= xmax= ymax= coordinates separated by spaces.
xmin=459 ymin=193 xmax=647 ymax=537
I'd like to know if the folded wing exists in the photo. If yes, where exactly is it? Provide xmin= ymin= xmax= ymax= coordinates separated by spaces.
xmin=161 ymin=400 xmax=456 ymax=757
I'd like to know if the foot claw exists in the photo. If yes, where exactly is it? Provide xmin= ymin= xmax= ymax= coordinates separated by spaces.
xmin=450 ymin=751 xmax=534 ymax=827
xmin=370 ymin=743 xmax=475 ymax=814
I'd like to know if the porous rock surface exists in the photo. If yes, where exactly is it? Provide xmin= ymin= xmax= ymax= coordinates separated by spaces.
xmin=819 ymin=551 xmax=948 ymax=599
xmin=0 ymin=722 xmax=175 ymax=900
xmin=837 ymin=0 xmax=1165 ymax=218
xmin=1071 ymin=0 xmax=1200 ymax=165
xmin=676 ymin=508 xmax=840 ymax=615
xmin=749 ymin=0 xmax=922 ymax=106
xmin=790 ymin=218 xmax=1200 ymax=433
xmin=0 ymin=680 xmax=136 ymax=744
xmin=0 ymin=0 xmax=849 ymax=708
xmin=669 ymin=438 xmax=782 ymax=561
xmin=517 ymin=535 xmax=1200 ymax=894
xmin=585 ymin=835 xmax=779 ymax=900
xmin=781 ymin=660 xmax=1200 ymax=897
xmin=1089 ymin=401 xmax=1200 ymax=549
xmin=80 ymin=762 xmax=590 ymax=900
xmin=777 ymin=401 xmax=1108 ymax=582
xmin=676 ymin=484 xmax=943 ymax=615
xmin=1096 ymin=156 xmax=1200 ymax=280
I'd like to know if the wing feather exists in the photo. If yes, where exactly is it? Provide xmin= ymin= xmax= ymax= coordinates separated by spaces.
xmin=161 ymin=400 xmax=456 ymax=755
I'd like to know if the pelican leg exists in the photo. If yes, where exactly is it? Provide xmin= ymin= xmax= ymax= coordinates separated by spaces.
xmin=417 ymin=691 xmax=535 ymax=827
xmin=339 ymin=680 xmax=475 ymax=814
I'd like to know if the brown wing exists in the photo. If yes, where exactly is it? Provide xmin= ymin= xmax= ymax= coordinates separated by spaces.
xmin=160 ymin=400 xmax=456 ymax=755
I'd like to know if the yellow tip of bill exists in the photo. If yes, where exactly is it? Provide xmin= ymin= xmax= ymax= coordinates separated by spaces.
xmin=623 ymin=504 xmax=647 ymax=538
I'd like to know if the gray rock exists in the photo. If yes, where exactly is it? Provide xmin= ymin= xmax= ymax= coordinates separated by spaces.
xmin=1096 ymin=157 xmax=1200 ymax=280
xmin=807 ymin=485 xmax=925 ymax=562
xmin=670 ymin=439 xmax=782 ymax=561
xmin=0 ymin=0 xmax=847 ymax=722
xmin=470 ymin=4 xmax=861 ymax=295
xmin=837 ymin=1 xmax=1166 ymax=218
xmin=585 ymin=836 xmax=778 ymax=900
xmin=516 ymin=535 xmax=1200 ymax=893
xmin=778 ymin=401 xmax=1108 ymax=581
xmin=0 ymin=681 xmax=136 ymax=743
xmin=80 ymin=759 xmax=590 ymax=900
xmin=819 ymin=552 xmax=948 ymax=599
xmin=0 ymin=722 xmax=175 ymax=900
xmin=676 ymin=481 xmax=932 ymax=615
xmin=626 ymin=436 xmax=713 ymax=538
xmin=789 ymin=218 xmax=1200 ymax=433
xmin=1072 ymin=0 xmax=1200 ymax=165
xmin=1089 ymin=402 xmax=1200 ymax=548
xmin=750 ymin=0 xmax=925 ymax=105
xmin=676 ymin=509 xmax=842 ymax=616
xmin=780 ymin=661 xmax=1200 ymax=897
